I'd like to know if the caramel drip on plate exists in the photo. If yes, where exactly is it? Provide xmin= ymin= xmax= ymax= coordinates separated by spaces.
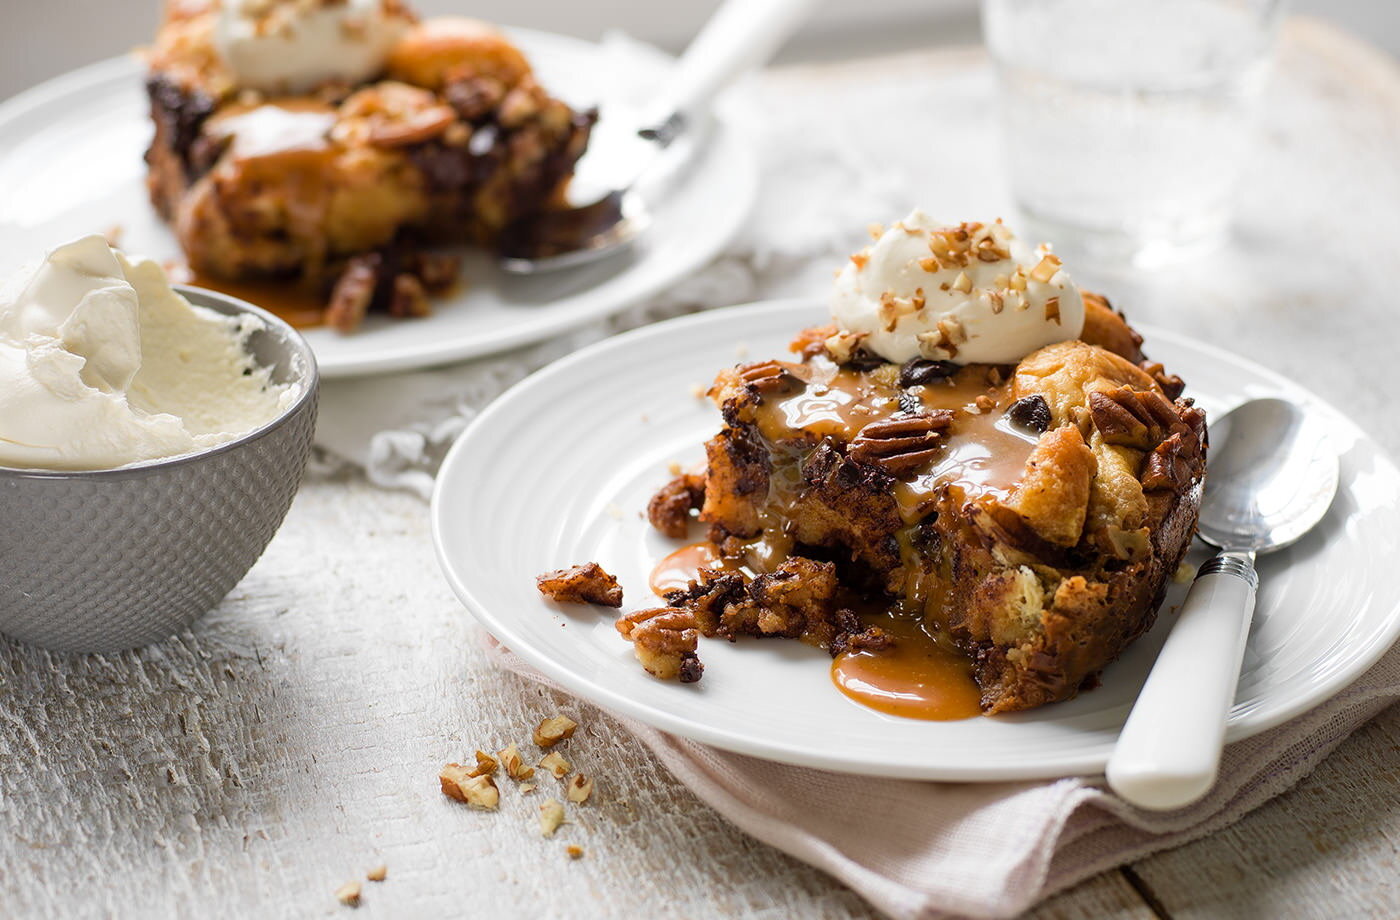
xmin=649 ymin=542 xmax=726 ymax=596
xmin=175 ymin=270 xmax=328 ymax=329
xmin=831 ymin=611 xmax=982 ymax=721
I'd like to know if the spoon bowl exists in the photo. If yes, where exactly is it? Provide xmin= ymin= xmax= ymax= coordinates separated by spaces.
xmin=1197 ymin=397 xmax=1339 ymax=553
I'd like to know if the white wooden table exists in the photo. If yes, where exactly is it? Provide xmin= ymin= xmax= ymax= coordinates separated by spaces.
xmin=3 ymin=18 xmax=1400 ymax=919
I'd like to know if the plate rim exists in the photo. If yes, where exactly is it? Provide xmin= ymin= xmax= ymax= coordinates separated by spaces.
xmin=0 ymin=36 xmax=759 ymax=378
xmin=431 ymin=297 xmax=1400 ymax=779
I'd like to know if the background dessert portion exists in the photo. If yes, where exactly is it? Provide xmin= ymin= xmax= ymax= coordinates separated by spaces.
xmin=142 ymin=0 xmax=596 ymax=331
xmin=635 ymin=214 xmax=1206 ymax=717
xmin=0 ymin=236 xmax=298 ymax=471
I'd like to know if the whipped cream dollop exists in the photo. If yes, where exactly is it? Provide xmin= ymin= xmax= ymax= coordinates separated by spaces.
xmin=0 ymin=236 xmax=297 ymax=471
xmin=831 ymin=211 xmax=1085 ymax=365
xmin=214 ymin=0 xmax=412 ymax=94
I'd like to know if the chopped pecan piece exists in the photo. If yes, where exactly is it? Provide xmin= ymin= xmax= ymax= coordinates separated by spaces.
xmin=1088 ymin=386 xmax=1182 ymax=449
xmin=848 ymin=411 xmax=954 ymax=477
xmin=326 ymin=255 xmax=380 ymax=333
xmin=789 ymin=324 xmax=838 ymax=359
xmin=536 ymin=563 xmax=623 ymax=607
xmin=1140 ymin=361 xmax=1186 ymax=400
xmin=538 ymin=799 xmax=566 ymax=837
xmin=647 ymin=473 xmax=705 ymax=539
xmin=439 ymin=764 xmax=500 ymax=809
xmin=497 ymin=743 xmax=534 ymax=781
xmin=565 ymin=773 xmax=594 ymax=804
xmin=1141 ymin=431 xmax=1200 ymax=491
xmin=616 ymin=608 xmax=704 ymax=682
xmin=533 ymin=715 xmax=577 ymax=748
xmin=537 ymin=751 xmax=571 ymax=779
xmin=336 ymin=881 xmax=362 ymax=907
xmin=388 ymin=273 xmax=430 ymax=318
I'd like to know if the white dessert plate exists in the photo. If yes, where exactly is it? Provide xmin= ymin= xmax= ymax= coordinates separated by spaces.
xmin=0 ymin=32 xmax=756 ymax=378
xmin=432 ymin=299 xmax=1400 ymax=780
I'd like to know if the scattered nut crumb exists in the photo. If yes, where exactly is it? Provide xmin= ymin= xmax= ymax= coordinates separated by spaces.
xmin=536 ymin=564 xmax=623 ymax=607
xmin=336 ymin=881 xmax=362 ymax=907
xmin=566 ymin=772 xmax=594 ymax=804
xmin=566 ymin=844 xmax=585 ymax=860
xmin=538 ymin=751 xmax=571 ymax=779
xmin=667 ymin=460 xmax=684 ymax=476
xmin=439 ymin=764 xmax=500 ymax=809
xmin=1174 ymin=561 xmax=1198 ymax=584
xmin=533 ymin=715 xmax=578 ymax=748
xmin=539 ymin=798 xmax=566 ymax=837
xmin=689 ymin=383 xmax=706 ymax=399
xmin=497 ymin=743 xmax=535 ymax=781
xmin=519 ymin=782 xmax=537 ymax=794
xmin=469 ymin=750 xmax=498 ymax=777
xmin=366 ymin=865 xmax=387 ymax=883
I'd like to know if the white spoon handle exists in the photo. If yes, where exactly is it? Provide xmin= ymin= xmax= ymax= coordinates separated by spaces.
xmin=1106 ymin=552 xmax=1258 ymax=811
xmin=648 ymin=0 xmax=817 ymax=130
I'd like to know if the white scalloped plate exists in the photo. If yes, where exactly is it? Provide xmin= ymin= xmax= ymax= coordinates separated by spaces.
xmin=431 ymin=299 xmax=1400 ymax=780
xmin=0 ymin=31 xmax=756 ymax=378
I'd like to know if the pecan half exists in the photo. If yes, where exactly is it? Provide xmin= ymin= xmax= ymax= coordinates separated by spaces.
xmin=1088 ymin=386 xmax=1182 ymax=449
xmin=736 ymin=360 xmax=800 ymax=397
xmin=847 ymin=411 xmax=954 ymax=477
xmin=1141 ymin=431 xmax=1200 ymax=491
xmin=616 ymin=608 xmax=704 ymax=682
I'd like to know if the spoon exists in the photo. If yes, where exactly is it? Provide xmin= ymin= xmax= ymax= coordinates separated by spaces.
xmin=1106 ymin=397 xmax=1338 ymax=811
xmin=497 ymin=0 xmax=817 ymax=272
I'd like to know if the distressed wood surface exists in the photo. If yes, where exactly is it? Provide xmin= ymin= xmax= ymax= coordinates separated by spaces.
xmin=3 ymin=17 xmax=1400 ymax=920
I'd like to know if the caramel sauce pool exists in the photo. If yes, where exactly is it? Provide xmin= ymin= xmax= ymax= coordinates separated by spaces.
xmin=650 ymin=544 xmax=982 ymax=721
xmin=832 ymin=614 xmax=982 ymax=721
xmin=174 ymin=269 xmax=328 ymax=329
xmin=649 ymin=542 xmax=725 ymax=595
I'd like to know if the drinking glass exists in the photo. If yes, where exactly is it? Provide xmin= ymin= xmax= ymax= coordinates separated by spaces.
xmin=983 ymin=0 xmax=1284 ymax=267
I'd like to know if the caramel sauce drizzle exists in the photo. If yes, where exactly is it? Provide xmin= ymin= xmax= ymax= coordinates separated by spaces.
xmin=831 ymin=611 xmax=982 ymax=721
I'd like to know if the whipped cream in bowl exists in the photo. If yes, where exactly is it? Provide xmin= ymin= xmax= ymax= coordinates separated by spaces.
xmin=0 ymin=237 xmax=319 ymax=653
xmin=831 ymin=210 xmax=1085 ymax=366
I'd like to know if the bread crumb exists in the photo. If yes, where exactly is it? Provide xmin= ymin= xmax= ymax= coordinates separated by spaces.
xmin=566 ymin=844 xmax=585 ymax=860
xmin=336 ymin=881 xmax=362 ymax=907
xmin=366 ymin=865 xmax=387 ymax=882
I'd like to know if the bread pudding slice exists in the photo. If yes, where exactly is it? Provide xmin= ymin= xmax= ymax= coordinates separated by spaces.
xmin=142 ymin=2 xmax=594 ymax=329
xmin=646 ymin=292 xmax=1205 ymax=714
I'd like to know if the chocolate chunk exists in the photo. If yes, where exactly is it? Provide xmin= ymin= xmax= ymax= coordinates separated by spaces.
xmin=1007 ymin=395 xmax=1052 ymax=433
xmin=899 ymin=359 xmax=959 ymax=387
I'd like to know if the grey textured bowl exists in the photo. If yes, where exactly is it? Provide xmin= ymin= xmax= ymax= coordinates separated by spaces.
xmin=0 ymin=287 xmax=319 ymax=653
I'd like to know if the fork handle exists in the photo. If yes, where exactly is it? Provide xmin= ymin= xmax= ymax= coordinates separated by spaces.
xmin=1106 ymin=551 xmax=1258 ymax=811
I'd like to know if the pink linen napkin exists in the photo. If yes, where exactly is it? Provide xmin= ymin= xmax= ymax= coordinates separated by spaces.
xmin=486 ymin=636 xmax=1400 ymax=919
